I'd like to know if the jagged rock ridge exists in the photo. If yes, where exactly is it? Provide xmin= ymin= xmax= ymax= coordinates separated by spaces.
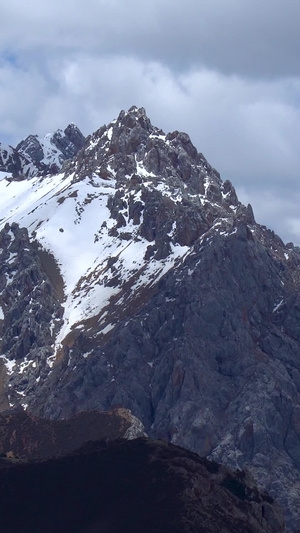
xmin=0 ymin=106 xmax=299 ymax=529
xmin=0 ymin=123 xmax=85 ymax=178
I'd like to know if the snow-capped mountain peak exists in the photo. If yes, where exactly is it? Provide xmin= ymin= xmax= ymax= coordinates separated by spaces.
xmin=0 ymin=124 xmax=85 ymax=179
xmin=1 ymin=106 xmax=300 ymax=530
xmin=0 ymin=106 xmax=247 ymax=351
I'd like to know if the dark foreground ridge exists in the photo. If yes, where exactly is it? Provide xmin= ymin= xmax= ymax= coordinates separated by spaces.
xmin=0 ymin=438 xmax=284 ymax=533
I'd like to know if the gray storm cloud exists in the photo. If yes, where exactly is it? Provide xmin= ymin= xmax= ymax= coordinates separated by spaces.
xmin=0 ymin=0 xmax=300 ymax=243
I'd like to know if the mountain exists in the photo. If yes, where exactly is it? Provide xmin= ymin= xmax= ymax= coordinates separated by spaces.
xmin=0 ymin=123 xmax=85 ymax=178
xmin=0 ymin=105 xmax=300 ymax=529
xmin=0 ymin=437 xmax=284 ymax=533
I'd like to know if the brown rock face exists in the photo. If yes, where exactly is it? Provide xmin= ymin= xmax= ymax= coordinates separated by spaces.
xmin=0 ymin=407 xmax=146 ymax=460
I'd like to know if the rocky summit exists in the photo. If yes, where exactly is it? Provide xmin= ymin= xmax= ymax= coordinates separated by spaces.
xmin=0 ymin=105 xmax=300 ymax=529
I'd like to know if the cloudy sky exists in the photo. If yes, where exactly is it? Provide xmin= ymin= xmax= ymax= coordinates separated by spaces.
xmin=1 ymin=0 xmax=300 ymax=244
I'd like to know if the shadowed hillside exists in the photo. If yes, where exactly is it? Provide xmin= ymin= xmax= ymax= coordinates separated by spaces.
xmin=0 ymin=438 xmax=284 ymax=533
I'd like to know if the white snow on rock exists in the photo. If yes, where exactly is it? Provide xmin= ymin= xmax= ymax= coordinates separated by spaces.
xmin=0 ymin=113 xmax=235 ymax=351
xmin=0 ymin=153 xmax=192 ymax=347
xmin=0 ymin=171 xmax=12 ymax=180
xmin=273 ymin=299 xmax=284 ymax=313
xmin=0 ymin=355 xmax=16 ymax=375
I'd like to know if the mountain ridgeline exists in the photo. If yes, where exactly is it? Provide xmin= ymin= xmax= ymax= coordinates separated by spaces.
xmin=0 ymin=106 xmax=300 ymax=529
xmin=0 ymin=123 xmax=85 ymax=178
xmin=0 ymin=435 xmax=284 ymax=533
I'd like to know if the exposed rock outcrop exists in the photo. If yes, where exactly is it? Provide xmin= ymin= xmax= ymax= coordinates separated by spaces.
xmin=0 ymin=223 xmax=63 ymax=408
xmin=0 ymin=407 xmax=146 ymax=460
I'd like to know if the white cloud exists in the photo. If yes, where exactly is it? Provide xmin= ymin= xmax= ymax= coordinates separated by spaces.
xmin=237 ymin=187 xmax=300 ymax=246
xmin=2 ymin=0 xmax=300 ymax=76
xmin=1 ymin=1 xmax=300 ymax=244
xmin=174 ymin=70 xmax=300 ymax=183
xmin=0 ymin=61 xmax=48 ymax=142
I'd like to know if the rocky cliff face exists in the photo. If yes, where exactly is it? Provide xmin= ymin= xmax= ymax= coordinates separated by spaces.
xmin=0 ymin=123 xmax=85 ymax=178
xmin=0 ymin=223 xmax=64 ymax=410
xmin=0 ymin=106 xmax=299 ymax=529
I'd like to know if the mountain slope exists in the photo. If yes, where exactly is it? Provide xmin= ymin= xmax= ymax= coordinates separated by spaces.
xmin=0 ymin=106 xmax=245 ymax=348
xmin=0 ymin=106 xmax=299 ymax=529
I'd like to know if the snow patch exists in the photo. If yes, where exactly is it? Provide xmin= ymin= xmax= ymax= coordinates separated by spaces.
xmin=100 ymin=323 xmax=115 ymax=335
xmin=107 ymin=127 xmax=113 ymax=140
xmin=273 ymin=299 xmax=284 ymax=313
xmin=0 ymin=355 xmax=16 ymax=375
xmin=0 ymin=171 xmax=12 ymax=180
